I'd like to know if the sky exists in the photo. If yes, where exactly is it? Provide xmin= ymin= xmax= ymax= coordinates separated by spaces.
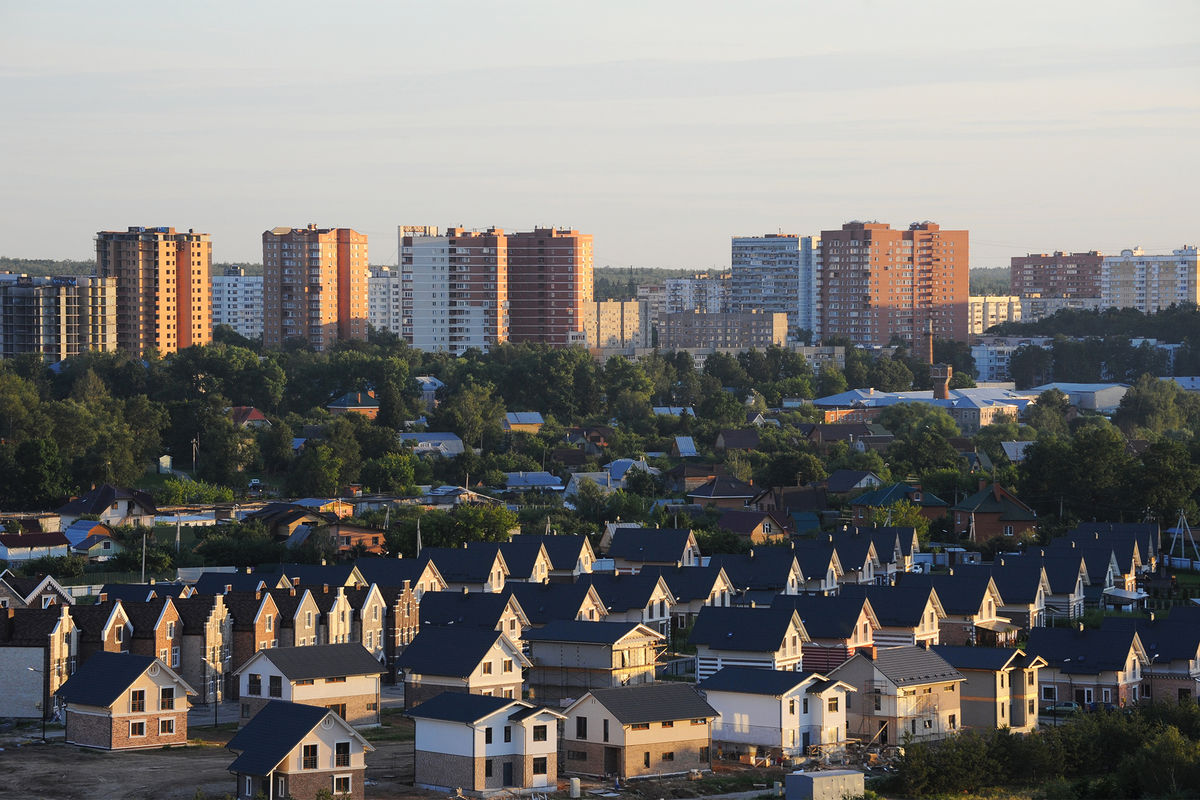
xmin=1 ymin=1 xmax=1198 ymax=269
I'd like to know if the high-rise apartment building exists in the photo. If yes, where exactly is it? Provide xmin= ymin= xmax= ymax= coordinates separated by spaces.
xmin=400 ymin=226 xmax=507 ymax=354
xmin=660 ymin=310 xmax=787 ymax=351
xmin=1010 ymin=251 xmax=1103 ymax=298
xmin=210 ymin=266 xmax=264 ymax=340
xmin=507 ymin=228 xmax=593 ymax=347
xmin=664 ymin=272 xmax=730 ymax=315
xmin=1102 ymin=246 xmax=1200 ymax=313
xmin=0 ymin=274 xmax=117 ymax=361
xmin=816 ymin=221 xmax=968 ymax=346
xmin=368 ymin=265 xmax=405 ymax=337
xmin=262 ymin=225 xmax=368 ymax=351
xmin=582 ymin=300 xmax=644 ymax=350
xmin=968 ymin=295 xmax=1021 ymax=335
xmin=730 ymin=234 xmax=820 ymax=337
xmin=95 ymin=226 xmax=212 ymax=355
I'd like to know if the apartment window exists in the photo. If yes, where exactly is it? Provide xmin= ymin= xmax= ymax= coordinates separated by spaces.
xmin=306 ymin=611 xmax=313 ymax=628
xmin=533 ymin=724 xmax=547 ymax=742
xmin=269 ymin=675 xmax=283 ymax=698
xmin=302 ymin=744 xmax=318 ymax=769
xmin=828 ymin=697 xmax=839 ymax=713
xmin=160 ymin=687 xmax=174 ymax=710
xmin=335 ymin=741 xmax=351 ymax=767
xmin=160 ymin=718 xmax=175 ymax=735
xmin=248 ymin=674 xmax=262 ymax=695
xmin=533 ymin=757 xmax=547 ymax=775
xmin=485 ymin=760 xmax=493 ymax=778
xmin=130 ymin=689 xmax=145 ymax=713
xmin=661 ymin=752 xmax=675 ymax=762
xmin=485 ymin=727 xmax=493 ymax=744
xmin=333 ymin=775 xmax=351 ymax=795
xmin=129 ymin=721 xmax=146 ymax=737
xmin=504 ymin=726 xmax=512 ymax=743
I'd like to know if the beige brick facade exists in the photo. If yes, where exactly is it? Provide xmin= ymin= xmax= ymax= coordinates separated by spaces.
xmin=415 ymin=750 xmax=476 ymax=792
xmin=564 ymin=737 xmax=710 ymax=779
xmin=235 ymin=768 xmax=366 ymax=800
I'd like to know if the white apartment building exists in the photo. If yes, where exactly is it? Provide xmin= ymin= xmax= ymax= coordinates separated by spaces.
xmin=968 ymin=295 xmax=1021 ymax=335
xmin=1102 ymin=246 xmax=1200 ymax=313
xmin=368 ymin=266 xmax=404 ymax=336
xmin=665 ymin=273 xmax=730 ymax=314
xmin=730 ymin=234 xmax=819 ymax=338
xmin=971 ymin=336 xmax=1054 ymax=382
xmin=210 ymin=267 xmax=263 ymax=340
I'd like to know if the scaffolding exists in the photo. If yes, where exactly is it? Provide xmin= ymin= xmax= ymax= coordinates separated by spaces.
xmin=853 ymin=681 xmax=945 ymax=747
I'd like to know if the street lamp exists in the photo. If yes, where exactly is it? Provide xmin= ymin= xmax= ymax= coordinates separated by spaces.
xmin=26 ymin=667 xmax=46 ymax=742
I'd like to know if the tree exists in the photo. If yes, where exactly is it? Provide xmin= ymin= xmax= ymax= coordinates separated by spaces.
xmin=1025 ymin=389 xmax=1071 ymax=438
xmin=360 ymin=452 xmax=415 ymax=494
xmin=877 ymin=403 xmax=958 ymax=441
xmin=864 ymin=499 xmax=932 ymax=543
xmin=868 ymin=357 xmax=914 ymax=392
xmin=286 ymin=445 xmax=343 ymax=496
xmin=437 ymin=378 xmax=504 ymax=449
xmin=1008 ymin=344 xmax=1053 ymax=389
xmin=816 ymin=364 xmax=847 ymax=397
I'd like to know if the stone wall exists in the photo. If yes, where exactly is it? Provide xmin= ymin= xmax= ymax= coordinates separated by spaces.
xmin=415 ymin=749 xmax=476 ymax=793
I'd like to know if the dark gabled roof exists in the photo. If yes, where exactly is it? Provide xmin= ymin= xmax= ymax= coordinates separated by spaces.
xmin=897 ymin=572 xmax=999 ymax=615
xmin=419 ymin=547 xmax=503 ymax=584
xmin=1101 ymin=616 xmax=1200 ymax=663
xmin=222 ymin=591 xmax=272 ymax=629
xmin=980 ymin=559 xmax=1048 ymax=604
xmin=688 ymin=475 xmax=756 ymax=500
xmin=931 ymin=645 xmax=1024 ymax=671
xmin=639 ymin=565 xmax=727 ymax=604
xmin=581 ymin=572 xmax=671 ymax=613
xmin=1025 ymin=627 xmax=1142 ymax=673
xmin=770 ymin=594 xmax=869 ymax=640
xmin=509 ymin=534 xmax=589 ymax=571
xmin=419 ymin=591 xmax=515 ymax=629
xmin=259 ymin=562 xmax=359 ymax=588
xmin=689 ymin=606 xmax=800 ymax=652
xmin=852 ymin=483 xmax=948 ymax=509
xmin=243 ymin=503 xmax=337 ymax=531
xmin=70 ymin=602 xmax=123 ymax=642
xmin=607 ymin=528 xmax=693 ymax=564
xmin=770 ymin=486 xmax=828 ymax=514
xmin=839 ymin=584 xmax=938 ymax=628
xmin=1071 ymin=523 xmax=1159 ymax=557
xmin=55 ymin=652 xmax=157 ymax=706
xmin=868 ymin=646 xmax=964 ymax=686
xmin=0 ymin=571 xmax=47 ymax=600
xmin=523 ymin=620 xmax=652 ymax=645
xmin=665 ymin=463 xmax=728 ymax=479
xmin=2 ymin=607 xmax=66 ymax=644
xmin=698 ymin=667 xmax=822 ymax=696
xmin=586 ymin=683 xmax=716 ymax=724
xmin=503 ymin=582 xmax=599 ymax=625
xmin=951 ymin=484 xmax=1037 ymax=521
xmin=123 ymin=597 xmax=173 ymax=639
xmin=1030 ymin=553 xmax=1088 ymax=593
xmin=173 ymin=595 xmax=220 ymax=630
xmin=407 ymin=692 xmax=519 ymax=723
xmin=1045 ymin=540 xmax=1120 ymax=581
xmin=57 ymin=484 xmax=156 ymax=517
xmin=824 ymin=470 xmax=880 ymax=494
xmin=708 ymin=550 xmax=797 ymax=592
xmin=192 ymin=571 xmax=268 ymax=595
xmin=826 ymin=533 xmax=875 ymax=571
xmin=717 ymin=509 xmax=788 ymax=537
xmin=353 ymin=557 xmax=431 ymax=588
xmin=251 ymin=643 xmax=384 ymax=680
xmin=717 ymin=429 xmax=760 ymax=450
xmin=790 ymin=540 xmax=838 ymax=579
xmin=267 ymin=587 xmax=308 ymax=618
xmin=842 ymin=526 xmax=919 ymax=559
xmin=397 ymin=626 xmax=508 ymax=678
xmin=468 ymin=541 xmax=545 ymax=581
xmin=227 ymin=701 xmax=333 ymax=775
xmin=328 ymin=390 xmax=379 ymax=410
xmin=0 ymin=531 xmax=70 ymax=549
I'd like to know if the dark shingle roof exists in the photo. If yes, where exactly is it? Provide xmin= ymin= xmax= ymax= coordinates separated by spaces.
xmin=468 ymin=541 xmax=545 ymax=581
xmin=839 ymin=584 xmax=939 ymax=628
xmin=57 ymin=484 xmax=156 ymax=517
xmin=1025 ymin=627 xmax=1142 ymax=673
xmin=503 ymin=582 xmax=599 ymax=625
xmin=523 ymin=620 xmax=651 ymax=645
xmin=581 ymin=572 xmax=671 ymax=613
xmin=951 ymin=484 xmax=1036 ymax=521
xmin=852 ymin=483 xmax=947 ymax=510
xmin=70 ymin=602 xmax=123 ymax=643
xmin=639 ymin=565 xmax=727 ymax=604
xmin=607 ymin=528 xmax=693 ymax=564
xmin=259 ymin=562 xmax=360 ymax=588
xmin=717 ymin=509 xmax=788 ymax=537
xmin=123 ymin=597 xmax=173 ymax=639
xmin=931 ymin=645 xmax=1024 ymax=671
xmin=252 ymin=643 xmax=384 ymax=680
xmin=407 ymin=692 xmax=518 ymax=723
xmin=56 ymin=652 xmax=157 ymax=706
xmin=3 ymin=607 xmax=66 ymax=644
xmin=689 ymin=606 xmax=801 ymax=652
xmin=397 ymin=627 xmax=507 ymax=678
xmin=353 ymin=557 xmax=431 ymax=588
xmin=192 ymin=571 xmax=268 ymax=595
xmin=227 ymin=701 xmax=332 ymax=775
xmin=586 ymin=683 xmax=716 ymax=724
xmin=419 ymin=547 xmax=503 ymax=584
xmin=868 ymin=646 xmax=964 ymax=686
xmin=419 ymin=591 xmax=516 ymax=630
xmin=898 ymin=572 xmax=1000 ymax=615
xmin=1101 ymin=616 xmax=1200 ymax=664
xmin=708 ymin=550 xmax=798 ymax=592
xmin=509 ymin=534 xmax=589 ymax=572
xmin=770 ymin=594 xmax=870 ymax=640
xmin=698 ymin=667 xmax=820 ymax=696
xmin=173 ymin=595 xmax=220 ymax=630
xmin=688 ymin=475 xmax=756 ymax=500
xmin=824 ymin=470 xmax=880 ymax=494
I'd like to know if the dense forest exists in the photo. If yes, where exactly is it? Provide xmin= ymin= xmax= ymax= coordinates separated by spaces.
xmin=968 ymin=266 xmax=1011 ymax=295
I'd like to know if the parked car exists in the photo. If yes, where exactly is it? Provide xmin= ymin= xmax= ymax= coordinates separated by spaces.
xmin=1042 ymin=701 xmax=1081 ymax=715
xmin=248 ymin=478 xmax=262 ymax=490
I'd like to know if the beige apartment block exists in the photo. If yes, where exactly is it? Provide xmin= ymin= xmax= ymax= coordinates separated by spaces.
xmin=968 ymin=295 xmax=1021 ymax=335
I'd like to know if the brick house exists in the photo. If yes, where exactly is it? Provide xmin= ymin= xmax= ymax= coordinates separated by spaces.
xmin=234 ymin=643 xmax=385 ymax=727
xmin=175 ymin=594 xmax=233 ymax=705
xmin=770 ymin=594 xmax=881 ymax=672
xmin=268 ymin=586 xmax=323 ymax=647
xmin=1027 ymin=626 xmax=1150 ymax=709
xmin=227 ymin=700 xmax=375 ymax=800
xmin=849 ymin=484 xmax=949 ymax=526
xmin=398 ymin=627 xmax=530 ymax=709
xmin=124 ymin=596 xmax=184 ymax=671
xmin=56 ymin=652 xmax=195 ymax=750
xmin=376 ymin=580 xmax=419 ymax=683
xmin=223 ymin=589 xmax=281 ymax=698
xmin=951 ymin=483 xmax=1037 ymax=544
xmin=0 ymin=570 xmax=72 ymax=610
xmin=0 ymin=604 xmax=78 ymax=720
xmin=343 ymin=583 xmax=388 ymax=666
xmin=354 ymin=556 xmax=447 ymax=600
xmin=561 ymin=683 xmax=717 ymax=780
xmin=72 ymin=601 xmax=132 ymax=663
xmin=304 ymin=584 xmax=356 ymax=645
xmin=409 ymin=693 xmax=564 ymax=796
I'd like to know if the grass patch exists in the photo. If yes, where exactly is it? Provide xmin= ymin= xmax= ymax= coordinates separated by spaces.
xmin=365 ymin=712 xmax=414 ymax=743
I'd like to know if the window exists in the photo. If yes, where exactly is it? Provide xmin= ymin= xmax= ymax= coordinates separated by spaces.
xmin=241 ymin=703 xmax=250 ymax=718
xmin=1029 ymin=699 xmax=1036 ymax=715
xmin=630 ymin=722 xmax=650 ymax=730
xmin=1028 ymin=672 xmax=1035 ymax=686
xmin=533 ymin=724 xmax=547 ymax=741
xmin=504 ymin=726 xmax=512 ymax=743
xmin=502 ymin=659 xmax=513 ymax=673
xmin=485 ymin=760 xmax=493 ymax=778
xmin=802 ymin=698 xmax=809 ymax=714
xmin=171 ymin=646 xmax=179 ymax=668
xmin=160 ymin=718 xmax=175 ymax=735
xmin=949 ymin=714 xmax=957 ymax=730
xmin=166 ymin=621 xmax=175 ymax=638
xmin=661 ymin=752 xmax=675 ymax=762
xmin=923 ymin=719 xmax=933 ymax=729
xmin=661 ymin=720 xmax=673 ymax=728
xmin=567 ymin=751 xmax=587 ymax=760
xmin=1042 ymin=686 xmax=1056 ymax=702
xmin=306 ymin=611 xmax=313 ymax=628
xmin=788 ymin=699 xmax=795 ymax=715
xmin=643 ymin=752 xmax=651 ymax=768
xmin=296 ymin=679 xmax=314 ymax=686
xmin=602 ymin=718 xmax=609 ymax=741
xmin=532 ymin=756 xmax=548 ymax=775
xmin=485 ymin=727 xmax=493 ymax=744
xmin=482 ymin=662 xmax=493 ymax=675
xmin=335 ymin=741 xmax=350 ymax=767
xmin=333 ymin=775 xmax=351 ymax=795
xmin=575 ymin=717 xmax=587 ymax=739
xmin=248 ymin=674 xmax=262 ymax=695
xmin=266 ymin=614 xmax=274 ymax=632
xmin=129 ymin=721 xmax=146 ymax=737
xmin=325 ymin=676 xmax=346 ymax=684
xmin=160 ymin=687 xmax=174 ymax=710
xmin=130 ymin=689 xmax=145 ymax=713
xmin=269 ymin=675 xmax=282 ymax=698
xmin=828 ymin=697 xmax=839 ymax=712
xmin=874 ymin=694 xmax=882 ymax=711
xmin=302 ymin=744 xmax=318 ymax=769
xmin=327 ymin=703 xmax=346 ymax=718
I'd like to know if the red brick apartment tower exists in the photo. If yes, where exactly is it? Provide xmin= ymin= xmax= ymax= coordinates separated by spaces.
xmin=95 ymin=226 xmax=212 ymax=355
xmin=262 ymin=225 xmax=368 ymax=351
xmin=506 ymin=228 xmax=593 ymax=346
xmin=1010 ymin=251 xmax=1103 ymax=298
xmin=817 ymin=221 xmax=968 ymax=346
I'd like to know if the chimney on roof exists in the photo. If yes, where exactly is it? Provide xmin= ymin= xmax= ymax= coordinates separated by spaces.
xmin=289 ymin=586 xmax=296 ymax=597
xmin=462 ymin=586 xmax=469 ymax=595
xmin=98 ymin=592 xmax=108 ymax=603
xmin=323 ymin=584 xmax=329 ymax=594
xmin=255 ymin=589 xmax=261 ymax=600
xmin=224 ymin=584 xmax=233 ymax=594
xmin=931 ymin=364 xmax=952 ymax=400
xmin=292 ymin=577 xmax=300 ymax=587
xmin=320 ymin=558 xmax=327 ymax=566
xmin=244 ymin=566 xmax=252 ymax=574
xmin=1078 ymin=622 xmax=1084 ymax=632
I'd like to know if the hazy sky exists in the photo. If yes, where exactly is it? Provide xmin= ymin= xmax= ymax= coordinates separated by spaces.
xmin=2 ymin=1 xmax=1197 ymax=269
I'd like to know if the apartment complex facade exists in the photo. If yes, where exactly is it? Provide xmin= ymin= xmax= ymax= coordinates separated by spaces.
xmin=1010 ymin=251 xmax=1104 ymax=300
xmin=968 ymin=295 xmax=1021 ymax=335
xmin=95 ymin=226 xmax=212 ymax=355
xmin=816 ymin=221 xmax=968 ymax=346
xmin=0 ymin=274 xmax=117 ymax=361
xmin=507 ymin=228 xmax=593 ymax=347
xmin=210 ymin=267 xmax=264 ymax=341
xmin=731 ymin=234 xmax=819 ymax=337
xmin=582 ymin=300 xmax=644 ymax=350
xmin=665 ymin=273 xmax=730 ymax=315
xmin=261 ymin=225 xmax=368 ymax=351
xmin=1101 ymin=246 xmax=1200 ymax=313
xmin=659 ymin=310 xmax=786 ymax=350
xmin=367 ymin=265 xmax=405 ymax=336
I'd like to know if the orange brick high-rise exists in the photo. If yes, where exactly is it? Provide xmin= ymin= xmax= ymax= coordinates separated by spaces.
xmin=95 ymin=226 xmax=212 ymax=355
xmin=262 ymin=225 xmax=368 ymax=351
xmin=817 ymin=221 xmax=968 ymax=346
xmin=506 ymin=228 xmax=593 ymax=346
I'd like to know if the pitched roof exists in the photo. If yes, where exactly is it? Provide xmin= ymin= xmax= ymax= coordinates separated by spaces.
xmin=2 ymin=606 xmax=67 ymax=645
xmin=173 ymin=595 xmax=220 ymax=630
xmin=227 ymin=701 xmax=360 ymax=775
xmin=523 ymin=620 xmax=657 ymax=646
xmin=1101 ymin=616 xmax=1200 ymax=663
xmin=607 ymin=528 xmax=693 ymax=564
xmin=638 ymin=565 xmax=728 ymax=604
xmin=397 ymin=627 xmax=513 ymax=678
xmin=230 ymin=406 xmax=269 ymax=427
xmin=851 ymin=483 xmax=948 ymax=509
xmin=689 ymin=606 xmax=804 ymax=652
xmin=502 ymin=582 xmax=602 ymax=625
xmin=688 ymin=475 xmax=756 ymax=500
xmin=328 ymin=390 xmax=379 ymax=410
xmin=825 ymin=469 xmax=881 ymax=494
xmin=866 ymin=645 xmax=964 ymax=686
xmin=771 ymin=594 xmax=873 ymax=640
xmin=508 ymin=534 xmax=589 ymax=572
xmin=468 ymin=541 xmax=546 ymax=580
xmin=898 ymin=572 xmax=1001 ymax=615
xmin=57 ymin=484 xmax=157 ymax=517
xmin=100 ymin=582 xmax=181 ymax=604
xmin=407 ymin=692 xmax=521 ymax=723
xmin=192 ymin=571 xmax=268 ymax=595
xmin=0 ymin=532 xmax=70 ymax=549
xmin=69 ymin=602 xmax=125 ymax=643
xmin=931 ymin=645 xmax=1025 ymax=671
xmin=717 ymin=429 xmax=760 ymax=450
xmin=123 ymin=597 xmax=174 ymax=639
xmin=717 ymin=509 xmax=788 ymax=537
xmin=673 ymin=436 xmax=698 ymax=458
xmin=708 ymin=550 xmax=798 ymax=591
xmin=55 ymin=652 xmax=161 ymax=706
xmin=1025 ymin=626 xmax=1143 ymax=673
xmin=505 ymin=412 xmax=545 ymax=426
xmin=698 ymin=667 xmax=822 ymax=696
xmin=584 ymin=683 xmax=716 ymax=724
xmin=504 ymin=471 xmax=564 ymax=491
xmin=259 ymin=562 xmax=361 ymax=588
xmin=581 ymin=572 xmax=673 ymax=613
xmin=353 ymin=557 xmax=434 ymax=588
xmin=419 ymin=547 xmax=504 ymax=584
xmin=246 ymin=643 xmax=384 ymax=680
xmin=951 ymin=483 xmax=1037 ymax=521
xmin=419 ymin=591 xmax=519 ymax=630
xmin=839 ymin=584 xmax=941 ymax=628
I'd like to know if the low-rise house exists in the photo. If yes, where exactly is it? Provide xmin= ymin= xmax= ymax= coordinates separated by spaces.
xmin=639 ymin=565 xmax=734 ymax=629
xmin=1106 ymin=611 xmax=1200 ymax=704
xmin=1026 ymin=626 xmax=1149 ymax=709
xmin=399 ymin=431 xmax=466 ymax=458
xmin=698 ymin=667 xmax=855 ymax=759
xmin=839 ymin=527 xmax=920 ymax=582
xmin=1045 ymin=540 xmax=1122 ymax=608
xmin=267 ymin=586 xmax=322 ymax=648
xmin=525 ymin=621 xmax=664 ymax=706
xmin=71 ymin=527 xmax=122 ymax=561
xmin=504 ymin=581 xmax=609 ymax=626
xmin=671 ymin=436 xmax=699 ymax=459
xmin=99 ymin=581 xmax=189 ymax=604
xmin=73 ymin=600 xmax=132 ymax=663
xmin=242 ymin=503 xmax=337 ymax=543
xmin=771 ymin=594 xmax=880 ymax=673
xmin=687 ymin=475 xmax=757 ymax=509
xmin=125 ymin=596 xmax=184 ymax=671
xmin=823 ymin=470 xmax=883 ymax=494
xmin=354 ymin=556 xmax=447 ymax=599
xmin=964 ymin=559 xmax=1051 ymax=630
xmin=420 ymin=547 xmax=510 ymax=593
xmin=0 ymin=570 xmax=72 ymax=610
xmin=235 ymin=643 xmax=385 ymax=727
xmin=561 ymin=683 xmax=717 ymax=780
xmin=175 ymin=594 xmax=233 ymax=705
xmin=605 ymin=527 xmax=700 ymax=573
xmin=503 ymin=411 xmax=545 ymax=433
xmin=503 ymin=471 xmax=564 ymax=493
xmin=950 ymin=483 xmax=1038 ymax=544
xmin=230 ymin=405 xmax=271 ymax=429
xmin=0 ymin=531 xmax=70 ymax=563
xmin=716 ymin=509 xmax=789 ymax=544
xmin=326 ymin=523 xmax=387 ymax=556
xmin=899 ymin=572 xmax=1016 ymax=646
xmin=57 ymin=483 xmax=157 ymax=528
xmin=469 ymin=540 xmax=553 ymax=584
xmin=689 ymin=606 xmax=810 ymax=680
xmin=709 ymin=549 xmax=804 ymax=597
xmin=343 ymin=583 xmax=388 ymax=667
xmin=829 ymin=645 xmax=965 ymax=746
xmin=839 ymin=584 xmax=945 ymax=647
xmin=419 ymin=590 xmax=531 ymax=650
xmin=580 ymin=572 xmax=676 ymax=637
xmin=715 ymin=429 xmax=760 ymax=452
xmin=932 ymin=645 xmax=1046 ymax=732
xmin=0 ymin=604 xmax=78 ymax=720
xmin=375 ymin=580 xmax=419 ymax=682
xmin=409 ymin=693 xmax=563 ymax=797
xmin=824 ymin=534 xmax=882 ymax=586
xmin=192 ymin=570 xmax=270 ymax=596
xmin=663 ymin=463 xmax=728 ymax=494
xmin=227 ymin=700 xmax=375 ymax=800
xmin=223 ymin=589 xmax=281 ymax=696
xmin=398 ymin=627 xmax=530 ymax=709
xmin=304 ymin=583 xmax=355 ymax=645
xmin=327 ymin=389 xmax=379 ymax=418
xmin=56 ymin=652 xmax=195 ymax=750
xmin=751 ymin=485 xmax=829 ymax=518
xmin=849 ymin=483 xmax=948 ymax=526
xmin=1070 ymin=522 xmax=1158 ymax=574
xmin=790 ymin=541 xmax=844 ymax=595
xmin=1013 ymin=552 xmax=1087 ymax=622
xmin=508 ymin=534 xmax=595 ymax=582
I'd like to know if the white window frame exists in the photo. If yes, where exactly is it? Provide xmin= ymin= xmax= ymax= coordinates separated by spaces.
xmin=159 ymin=717 xmax=175 ymax=735
xmin=129 ymin=720 xmax=146 ymax=738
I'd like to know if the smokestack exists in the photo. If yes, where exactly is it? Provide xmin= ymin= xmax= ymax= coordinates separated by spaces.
xmin=931 ymin=364 xmax=952 ymax=400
